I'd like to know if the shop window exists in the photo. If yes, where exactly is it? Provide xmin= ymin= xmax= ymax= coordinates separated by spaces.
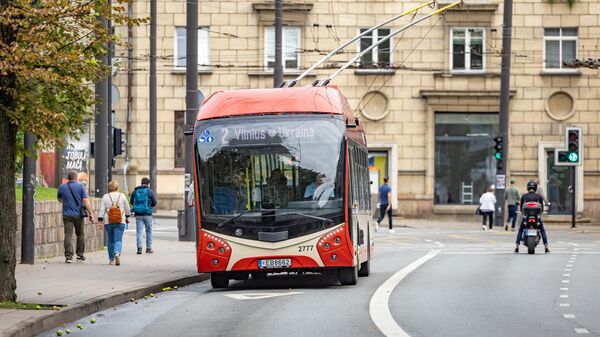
xmin=434 ymin=113 xmax=498 ymax=205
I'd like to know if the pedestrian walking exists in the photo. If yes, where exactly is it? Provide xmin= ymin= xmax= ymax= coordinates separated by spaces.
xmin=98 ymin=180 xmax=131 ymax=266
xmin=479 ymin=185 xmax=496 ymax=231
xmin=376 ymin=177 xmax=394 ymax=233
xmin=57 ymin=170 xmax=95 ymax=263
xmin=130 ymin=177 xmax=158 ymax=254
xmin=505 ymin=178 xmax=520 ymax=231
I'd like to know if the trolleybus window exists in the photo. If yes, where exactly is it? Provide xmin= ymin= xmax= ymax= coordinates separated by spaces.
xmin=195 ymin=115 xmax=346 ymax=241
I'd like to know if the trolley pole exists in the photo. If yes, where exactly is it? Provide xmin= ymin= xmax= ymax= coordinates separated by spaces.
xmin=20 ymin=132 xmax=36 ymax=264
xmin=496 ymin=0 xmax=514 ymax=227
xmin=181 ymin=0 xmax=198 ymax=242
xmin=273 ymin=0 xmax=283 ymax=87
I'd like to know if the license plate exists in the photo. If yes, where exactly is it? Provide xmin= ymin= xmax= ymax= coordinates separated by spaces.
xmin=526 ymin=229 xmax=537 ymax=236
xmin=258 ymin=258 xmax=292 ymax=269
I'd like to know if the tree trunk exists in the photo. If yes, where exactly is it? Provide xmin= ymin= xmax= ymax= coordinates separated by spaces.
xmin=0 ymin=0 xmax=18 ymax=302
xmin=0 ymin=109 xmax=17 ymax=302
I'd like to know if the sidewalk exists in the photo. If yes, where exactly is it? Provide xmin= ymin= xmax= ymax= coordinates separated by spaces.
xmin=1 ymin=237 xmax=207 ymax=337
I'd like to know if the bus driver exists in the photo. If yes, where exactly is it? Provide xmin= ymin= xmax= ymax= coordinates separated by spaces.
xmin=304 ymin=173 xmax=334 ymax=206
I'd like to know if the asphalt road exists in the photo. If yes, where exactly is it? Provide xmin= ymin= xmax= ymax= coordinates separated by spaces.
xmin=40 ymin=225 xmax=600 ymax=337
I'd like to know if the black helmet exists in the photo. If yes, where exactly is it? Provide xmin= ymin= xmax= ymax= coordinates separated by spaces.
xmin=527 ymin=180 xmax=538 ymax=192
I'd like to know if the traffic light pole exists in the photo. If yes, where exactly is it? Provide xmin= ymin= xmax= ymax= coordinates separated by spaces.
xmin=496 ymin=0 xmax=514 ymax=227
xmin=571 ymin=166 xmax=576 ymax=228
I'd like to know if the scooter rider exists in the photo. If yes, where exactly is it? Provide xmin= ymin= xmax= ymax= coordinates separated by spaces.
xmin=515 ymin=180 xmax=550 ymax=254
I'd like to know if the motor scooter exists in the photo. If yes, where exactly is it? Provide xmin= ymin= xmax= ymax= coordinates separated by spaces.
xmin=521 ymin=202 xmax=543 ymax=254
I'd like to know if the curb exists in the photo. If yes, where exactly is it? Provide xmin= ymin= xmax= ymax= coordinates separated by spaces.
xmin=4 ymin=273 xmax=210 ymax=337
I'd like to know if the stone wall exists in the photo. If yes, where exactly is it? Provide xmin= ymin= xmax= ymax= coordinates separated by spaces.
xmin=15 ymin=200 xmax=103 ymax=262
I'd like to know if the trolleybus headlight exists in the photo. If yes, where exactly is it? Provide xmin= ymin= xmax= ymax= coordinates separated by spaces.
xmin=212 ymin=259 xmax=219 ymax=266
xmin=218 ymin=247 xmax=225 ymax=255
xmin=334 ymin=237 xmax=341 ymax=244
xmin=331 ymin=254 xmax=337 ymax=261
xmin=207 ymin=242 xmax=214 ymax=249
xmin=323 ymin=243 xmax=330 ymax=250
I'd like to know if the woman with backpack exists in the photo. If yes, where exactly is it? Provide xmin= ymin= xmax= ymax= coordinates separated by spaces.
xmin=98 ymin=180 xmax=131 ymax=265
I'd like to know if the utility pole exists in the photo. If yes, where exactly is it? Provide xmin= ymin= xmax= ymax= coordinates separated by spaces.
xmin=273 ymin=0 xmax=283 ymax=87
xmin=181 ymin=0 xmax=198 ymax=242
xmin=496 ymin=0 xmax=514 ymax=227
xmin=20 ymin=132 xmax=35 ymax=264
xmin=94 ymin=16 xmax=109 ymax=200
xmin=149 ymin=0 xmax=157 ymax=195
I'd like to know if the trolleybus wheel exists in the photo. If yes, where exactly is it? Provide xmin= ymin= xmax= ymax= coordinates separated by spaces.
xmin=338 ymin=265 xmax=358 ymax=285
xmin=210 ymin=273 xmax=229 ymax=289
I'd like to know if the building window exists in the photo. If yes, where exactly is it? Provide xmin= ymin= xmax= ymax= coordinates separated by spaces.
xmin=174 ymin=27 xmax=210 ymax=69
xmin=358 ymin=28 xmax=391 ymax=68
xmin=434 ymin=113 xmax=498 ymax=205
xmin=451 ymin=28 xmax=484 ymax=72
xmin=265 ymin=26 xmax=300 ymax=70
xmin=544 ymin=28 xmax=577 ymax=69
xmin=175 ymin=111 xmax=185 ymax=168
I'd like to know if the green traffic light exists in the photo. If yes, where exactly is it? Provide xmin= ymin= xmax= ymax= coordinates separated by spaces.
xmin=494 ymin=152 xmax=502 ymax=160
xmin=568 ymin=152 xmax=579 ymax=162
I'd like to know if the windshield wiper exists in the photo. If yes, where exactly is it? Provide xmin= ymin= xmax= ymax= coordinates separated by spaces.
xmin=285 ymin=211 xmax=334 ymax=225
xmin=216 ymin=210 xmax=254 ymax=229
xmin=215 ymin=208 xmax=278 ymax=229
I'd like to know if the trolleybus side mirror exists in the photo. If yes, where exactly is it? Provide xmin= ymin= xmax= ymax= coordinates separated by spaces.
xmin=184 ymin=128 xmax=194 ymax=136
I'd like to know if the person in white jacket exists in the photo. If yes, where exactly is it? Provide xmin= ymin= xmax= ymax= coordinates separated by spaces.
xmin=479 ymin=185 xmax=496 ymax=231
xmin=98 ymin=180 xmax=131 ymax=265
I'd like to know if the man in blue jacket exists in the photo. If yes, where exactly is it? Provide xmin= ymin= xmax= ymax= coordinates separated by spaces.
xmin=130 ymin=177 xmax=158 ymax=254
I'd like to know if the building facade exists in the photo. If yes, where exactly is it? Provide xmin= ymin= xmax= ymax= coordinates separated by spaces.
xmin=108 ymin=0 xmax=600 ymax=221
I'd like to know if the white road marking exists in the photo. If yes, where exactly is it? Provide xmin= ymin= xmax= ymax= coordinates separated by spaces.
xmin=567 ymin=264 xmax=574 ymax=267
xmin=564 ymin=314 xmax=576 ymax=319
xmin=560 ymin=303 xmax=570 ymax=307
xmin=565 ymin=269 xmax=572 ymax=272
xmin=224 ymin=292 xmax=303 ymax=300
xmin=562 ymin=280 xmax=570 ymax=283
xmin=575 ymin=328 xmax=589 ymax=334
xmin=370 ymin=249 xmax=441 ymax=337
xmin=561 ymin=295 xmax=569 ymax=298
xmin=424 ymin=239 xmax=432 ymax=242
xmin=563 ymin=274 xmax=571 ymax=277
xmin=561 ymin=288 xmax=569 ymax=291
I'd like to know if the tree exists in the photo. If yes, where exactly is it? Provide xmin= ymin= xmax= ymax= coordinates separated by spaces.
xmin=0 ymin=0 xmax=145 ymax=301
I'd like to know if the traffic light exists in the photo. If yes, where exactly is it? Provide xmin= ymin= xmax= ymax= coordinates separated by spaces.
xmin=556 ymin=127 xmax=582 ymax=165
xmin=493 ymin=136 xmax=503 ymax=170
xmin=113 ymin=128 xmax=125 ymax=156
xmin=567 ymin=128 xmax=580 ymax=163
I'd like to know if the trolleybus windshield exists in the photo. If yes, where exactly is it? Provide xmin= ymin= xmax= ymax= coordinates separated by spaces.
xmin=195 ymin=114 xmax=346 ymax=241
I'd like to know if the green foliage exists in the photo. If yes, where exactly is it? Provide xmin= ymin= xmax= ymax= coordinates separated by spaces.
xmin=0 ymin=0 xmax=147 ymax=146
xmin=15 ymin=186 xmax=58 ymax=201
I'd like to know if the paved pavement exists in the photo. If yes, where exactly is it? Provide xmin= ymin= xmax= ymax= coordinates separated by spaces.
xmin=4 ymin=216 xmax=598 ymax=337
xmin=1 ymin=218 xmax=205 ymax=337
xmin=32 ymin=220 xmax=600 ymax=337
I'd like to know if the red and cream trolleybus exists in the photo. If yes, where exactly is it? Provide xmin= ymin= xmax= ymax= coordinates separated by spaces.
xmin=192 ymin=86 xmax=373 ymax=288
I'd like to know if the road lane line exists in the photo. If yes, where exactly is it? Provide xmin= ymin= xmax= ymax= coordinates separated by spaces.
xmin=369 ymin=249 xmax=441 ymax=337
xmin=563 ymin=274 xmax=571 ymax=277
xmin=561 ymin=288 xmax=569 ymax=291
xmin=561 ymin=295 xmax=569 ymax=298
xmin=560 ymin=303 xmax=570 ymax=307
xmin=575 ymin=328 xmax=589 ymax=334
xmin=562 ymin=280 xmax=570 ymax=283
xmin=564 ymin=314 xmax=575 ymax=319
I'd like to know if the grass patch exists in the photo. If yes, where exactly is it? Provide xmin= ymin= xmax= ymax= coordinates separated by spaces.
xmin=0 ymin=301 xmax=63 ymax=310
xmin=15 ymin=186 xmax=58 ymax=201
